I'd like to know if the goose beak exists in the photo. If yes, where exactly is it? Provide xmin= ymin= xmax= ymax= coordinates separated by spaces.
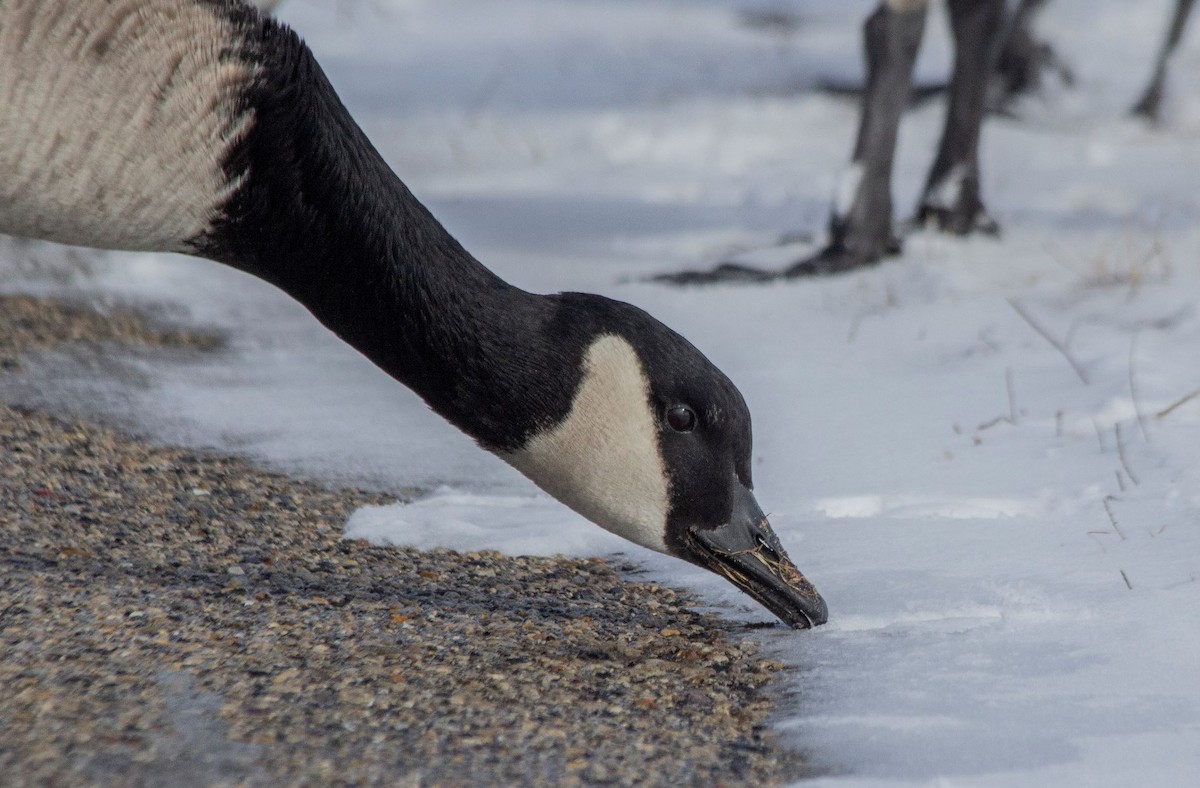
xmin=682 ymin=483 xmax=828 ymax=629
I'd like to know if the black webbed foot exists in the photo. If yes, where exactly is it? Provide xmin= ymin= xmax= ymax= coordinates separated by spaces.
xmin=650 ymin=232 xmax=900 ymax=286
xmin=649 ymin=261 xmax=782 ymax=286
xmin=912 ymin=201 xmax=1000 ymax=237
xmin=781 ymin=238 xmax=895 ymax=279
xmin=1130 ymin=81 xmax=1166 ymax=123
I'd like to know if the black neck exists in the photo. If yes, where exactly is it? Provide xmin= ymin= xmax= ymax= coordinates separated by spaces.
xmin=193 ymin=16 xmax=565 ymax=450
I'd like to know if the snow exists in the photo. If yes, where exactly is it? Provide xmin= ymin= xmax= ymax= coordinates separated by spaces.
xmin=345 ymin=486 xmax=632 ymax=557
xmin=3 ymin=0 xmax=1200 ymax=784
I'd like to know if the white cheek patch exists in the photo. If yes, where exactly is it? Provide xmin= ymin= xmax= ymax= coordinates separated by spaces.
xmin=502 ymin=335 xmax=671 ymax=553
xmin=0 ymin=0 xmax=255 ymax=253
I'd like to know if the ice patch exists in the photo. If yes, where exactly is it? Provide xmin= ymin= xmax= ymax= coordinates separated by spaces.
xmin=824 ymin=607 xmax=1005 ymax=634
xmin=780 ymin=714 xmax=964 ymax=733
xmin=813 ymin=495 xmax=1045 ymax=520
xmin=343 ymin=486 xmax=634 ymax=558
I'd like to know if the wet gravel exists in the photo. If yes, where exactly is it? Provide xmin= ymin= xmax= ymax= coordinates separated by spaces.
xmin=0 ymin=294 xmax=221 ymax=372
xmin=0 ymin=294 xmax=801 ymax=785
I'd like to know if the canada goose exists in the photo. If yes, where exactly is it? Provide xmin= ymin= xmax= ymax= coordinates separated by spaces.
xmin=991 ymin=0 xmax=1197 ymax=122
xmin=659 ymin=0 xmax=1003 ymax=284
xmin=804 ymin=0 xmax=1002 ymax=275
xmin=660 ymin=0 xmax=1194 ymax=284
xmin=0 ymin=0 xmax=827 ymax=628
xmin=1131 ymin=0 xmax=1196 ymax=121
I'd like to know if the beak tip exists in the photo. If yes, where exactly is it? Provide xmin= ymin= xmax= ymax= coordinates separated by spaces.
xmin=800 ymin=597 xmax=829 ymax=629
xmin=685 ymin=483 xmax=830 ymax=630
xmin=777 ymin=586 xmax=828 ymax=630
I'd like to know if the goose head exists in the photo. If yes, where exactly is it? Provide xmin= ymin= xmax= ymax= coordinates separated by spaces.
xmin=501 ymin=293 xmax=828 ymax=629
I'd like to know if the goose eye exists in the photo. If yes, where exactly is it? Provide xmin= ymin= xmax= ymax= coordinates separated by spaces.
xmin=666 ymin=406 xmax=697 ymax=433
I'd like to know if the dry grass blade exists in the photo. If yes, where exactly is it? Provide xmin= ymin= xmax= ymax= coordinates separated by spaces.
xmin=1156 ymin=387 xmax=1200 ymax=419
xmin=1007 ymin=299 xmax=1090 ymax=385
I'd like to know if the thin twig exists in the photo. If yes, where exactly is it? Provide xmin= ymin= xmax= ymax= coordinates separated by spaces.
xmin=1115 ymin=470 xmax=1126 ymax=492
xmin=1065 ymin=319 xmax=1081 ymax=355
xmin=1008 ymin=299 xmax=1090 ymax=384
xmin=978 ymin=329 xmax=1001 ymax=353
xmin=1129 ymin=331 xmax=1151 ymax=443
xmin=1102 ymin=496 xmax=1127 ymax=541
xmin=978 ymin=416 xmax=1008 ymax=431
xmin=977 ymin=369 xmax=1020 ymax=431
xmin=1115 ymin=423 xmax=1140 ymax=486
xmin=1157 ymin=387 xmax=1200 ymax=419
xmin=1092 ymin=418 xmax=1107 ymax=453
xmin=1120 ymin=570 xmax=1132 ymax=590
xmin=1006 ymin=367 xmax=1018 ymax=425
xmin=847 ymin=307 xmax=886 ymax=343
xmin=1042 ymin=239 xmax=1082 ymax=280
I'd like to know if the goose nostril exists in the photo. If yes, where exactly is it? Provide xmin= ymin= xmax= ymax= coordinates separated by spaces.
xmin=755 ymin=533 xmax=779 ymax=559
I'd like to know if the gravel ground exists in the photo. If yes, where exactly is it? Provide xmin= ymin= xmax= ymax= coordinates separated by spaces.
xmin=0 ymin=294 xmax=803 ymax=786
xmin=0 ymin=294 xmax=221 ymax=373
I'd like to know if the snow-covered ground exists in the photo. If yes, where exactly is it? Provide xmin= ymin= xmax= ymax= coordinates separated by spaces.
xmin=4 ymin=0 xmax=1200 ymax=784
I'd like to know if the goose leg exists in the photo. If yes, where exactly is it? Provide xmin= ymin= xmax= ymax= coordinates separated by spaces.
xmin=651 ymin=2 xmax=928 ymax=285
xmin=912 ymin=0 xmax=1003 ymax=237
xmin=991 ymin=0 xmax=1074 ymax=107
xmin=1132 ymin=0 xmax=1196 ymax=121
xmin=785 ymin=1 xmax=929 ymax=277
